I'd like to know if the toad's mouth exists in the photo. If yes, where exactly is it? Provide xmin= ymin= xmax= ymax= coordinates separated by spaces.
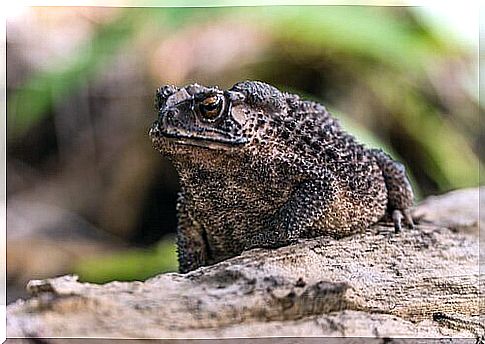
xmin=149 ymin=121 xmax=248 ymax=149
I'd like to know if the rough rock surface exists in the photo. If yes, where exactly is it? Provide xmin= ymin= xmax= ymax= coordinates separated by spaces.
xmin=6 ymin=188 xmax=483 ymax=340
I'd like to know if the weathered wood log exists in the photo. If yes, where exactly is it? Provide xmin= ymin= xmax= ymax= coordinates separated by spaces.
xmin=6 ymin=188 xmax=483 ymax=340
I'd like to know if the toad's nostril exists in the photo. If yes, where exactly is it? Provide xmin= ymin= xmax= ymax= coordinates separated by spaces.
xmin=155 ymin=85 xmax=179 ymax=110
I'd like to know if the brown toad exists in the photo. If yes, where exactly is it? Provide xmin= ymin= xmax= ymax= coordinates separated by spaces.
xmin=150 ymin=81 xmax=414 ymax=273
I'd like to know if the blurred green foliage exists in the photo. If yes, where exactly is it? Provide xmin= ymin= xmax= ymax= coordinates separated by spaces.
xmin=9 ymin=13 xmax=137 ymax=137
xmin=74 ymin=237 xmax=178 ymax=283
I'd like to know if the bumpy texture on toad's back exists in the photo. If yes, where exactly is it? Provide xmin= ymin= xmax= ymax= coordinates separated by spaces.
xmin=150 ymin=81 xmax=414 ymax=273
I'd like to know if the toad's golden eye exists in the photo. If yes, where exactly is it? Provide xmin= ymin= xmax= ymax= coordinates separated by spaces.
xmin=199 ymin=95 xmax=224 ymax=119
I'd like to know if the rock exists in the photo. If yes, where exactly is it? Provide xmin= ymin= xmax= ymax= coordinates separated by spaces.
xmin=6 ymin=188 xmax=483 ymax=340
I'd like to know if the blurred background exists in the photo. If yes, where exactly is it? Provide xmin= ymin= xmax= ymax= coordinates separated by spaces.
xmin=6 ymin=5 xmax=481 ymax=302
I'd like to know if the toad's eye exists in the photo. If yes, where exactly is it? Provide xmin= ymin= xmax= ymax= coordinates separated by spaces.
xmin=199 ymin=95 xmax=224 ymax=120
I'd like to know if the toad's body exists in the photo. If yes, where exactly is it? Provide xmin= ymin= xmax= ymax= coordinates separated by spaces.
xmin=150 ymin=81 xmax=414 ymax=272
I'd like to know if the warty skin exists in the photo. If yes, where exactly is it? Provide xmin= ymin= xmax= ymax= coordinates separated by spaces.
xmin=150 ymin=81 xmax=414 ymax=273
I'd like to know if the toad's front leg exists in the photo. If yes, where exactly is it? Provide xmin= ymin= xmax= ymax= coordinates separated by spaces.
xmin=176 ymin=193 xmax=210 ymax=273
